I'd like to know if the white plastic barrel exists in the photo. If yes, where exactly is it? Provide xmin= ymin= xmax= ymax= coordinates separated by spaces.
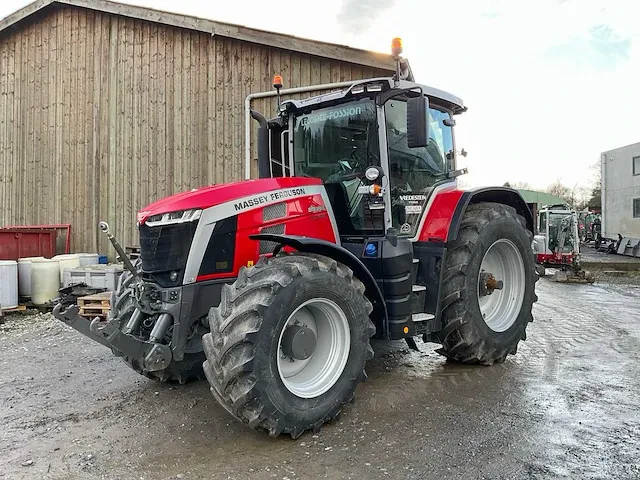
xmin=17 ymin=256 xmax=46 ymax=298
xmin=78 ymin=253 xmax=100 ymax=266
xmin=0 ymin=260 xmax=19 ymax=310
xmin=53 ymin=254 xmax=81 ymax=283
xmin=31 ymin=258 xmax=61 ymax=305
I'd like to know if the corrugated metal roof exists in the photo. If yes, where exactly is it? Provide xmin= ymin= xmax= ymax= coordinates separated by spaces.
xmin=0 ymin=0 xmax=396 ymax=71
xmin=518 ymin=189 xmax=566 ymax=207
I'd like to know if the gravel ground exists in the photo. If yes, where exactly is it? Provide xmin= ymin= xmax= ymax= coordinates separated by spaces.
xmin=1 ymin=275 xmax=639 ymax=480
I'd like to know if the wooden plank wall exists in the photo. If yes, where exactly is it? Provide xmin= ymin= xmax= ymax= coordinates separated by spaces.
xmin=0 ymin=5 xmax=391 ymax=253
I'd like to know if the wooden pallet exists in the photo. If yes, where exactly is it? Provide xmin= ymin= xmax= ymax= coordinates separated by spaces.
xmin=78 ymin=291 xmax=112 ymax=318
xmin=0 ymin=304 xmax=27 ymax=320
xmin=0 ymin=305 xmax=27 ymax=313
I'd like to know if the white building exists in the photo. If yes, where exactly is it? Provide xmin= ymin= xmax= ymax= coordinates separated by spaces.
xmin=601 ymin=142 xmax=640 ymax=242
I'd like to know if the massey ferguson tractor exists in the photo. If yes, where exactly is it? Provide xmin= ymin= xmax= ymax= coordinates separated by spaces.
xmin=53 ymin=38 xmax=538 ymax=439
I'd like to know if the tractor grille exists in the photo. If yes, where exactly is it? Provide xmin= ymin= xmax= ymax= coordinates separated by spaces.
xmin=138 ymin=221 xmax=199 ymax=274
xmin=259 ymin=223 xmax=285 ymax=254
xmin=263 ymin=202 xmax=286 ymax=221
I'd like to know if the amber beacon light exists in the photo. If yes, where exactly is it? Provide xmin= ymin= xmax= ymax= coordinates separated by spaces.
xmin=391 ymin=37 xmax=403 ymax=57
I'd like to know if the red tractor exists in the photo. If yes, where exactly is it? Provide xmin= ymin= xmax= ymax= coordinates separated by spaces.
xmin=54 ymin=39 xmax=538 ymax=438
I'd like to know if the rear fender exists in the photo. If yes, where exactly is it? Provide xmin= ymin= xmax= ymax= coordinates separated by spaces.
xmin=249 ymin=234 xmax=389 ymax=339
xmin=447 ymin=187 xmax=535 ymax=242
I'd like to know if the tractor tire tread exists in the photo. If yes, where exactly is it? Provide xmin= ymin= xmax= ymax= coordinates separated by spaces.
xmin=202 ymin=252 xmax=375 ymax=439
xmin=438 ymin=202 xmax=537 ymax=365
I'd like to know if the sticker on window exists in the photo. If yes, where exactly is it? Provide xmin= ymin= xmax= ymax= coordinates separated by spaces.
xmin=405 ymin=205 xmax=423 ymax=214
xmin=300 ymin=106 xmax=363 ymax=126
xmin=399 ymin=194 xmax=427 ymax=201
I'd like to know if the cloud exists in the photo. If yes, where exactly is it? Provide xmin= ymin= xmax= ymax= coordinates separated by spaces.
xmin=1 ymin=0 xmax=637 ymax=191
xmin=479 ymin=11 xmax=500 ymax=20
xmin=336 ymin=0 xmax=397 ymax=31
xmin=589 ymin=24 xmax=632 ymax=57
xmin=545 ymin=23 xmax=632 ymax=71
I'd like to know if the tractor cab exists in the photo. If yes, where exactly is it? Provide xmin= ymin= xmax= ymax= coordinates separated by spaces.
xmin=255 ymin=38 xmax=467 ymax=243
xmin=533 ymin=204 xmax=580 ymax=264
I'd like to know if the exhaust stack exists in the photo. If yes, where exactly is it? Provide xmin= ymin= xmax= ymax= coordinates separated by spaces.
xmin=250 ymin=109 xmax=271 ymax=179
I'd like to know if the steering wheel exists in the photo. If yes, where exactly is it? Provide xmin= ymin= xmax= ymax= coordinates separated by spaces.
xmin=351 ymin=149 xmax=367 ymax=166
xmin=326 ymin=158 xmax=358 ymax=182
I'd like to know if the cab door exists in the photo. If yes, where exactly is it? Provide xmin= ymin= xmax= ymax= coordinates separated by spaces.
xmin=379 ymin=97 xmax=456 ymax=239
xmin=267 ymin=119 xmax=290 ymax=178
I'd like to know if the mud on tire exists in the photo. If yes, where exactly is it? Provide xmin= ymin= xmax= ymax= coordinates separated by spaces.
xmin=202 ymin=252 xmax=376 ymax=439
xmin=111 ymin=260 xmax=206 ymax=384
xmin=438 ymin=202 xmax=538 ymax=365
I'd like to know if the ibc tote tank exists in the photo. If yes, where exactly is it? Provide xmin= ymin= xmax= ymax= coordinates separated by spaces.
xmin=52 ymin=254 xmax=81 ymax=283
xmin=18 ymin=256 xmax=46 ymax=298
xmin=31 ymin=258 xmax=61 ymax=305
xmin=78 ymin=253 xmax=100 ymax=266
xmin=0 ymin=260 xmax=19 ymax=310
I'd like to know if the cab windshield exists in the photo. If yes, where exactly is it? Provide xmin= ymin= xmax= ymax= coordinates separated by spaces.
xmin=548 ymin=212 xmax=575 ymax=253
xmin=293 ymin=98 xmax=383 ymax=235
xmin=293 ymin=98 xmax=380 ymax=180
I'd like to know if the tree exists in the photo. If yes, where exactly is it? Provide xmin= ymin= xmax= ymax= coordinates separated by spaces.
xmin=587 ymin=187 xmax=601 ymax=210
xmin=542 ymin=179 xmax=589 ymax=209
xmin=503 ymin=181 xmax=532 ymax=190
xmin=544 ymin=179 xmax=571 ymax=201
xmin=457 ymin=176 xmax=471 ymax=189
xmin=583 ymin=160 xmax=602 ymax=211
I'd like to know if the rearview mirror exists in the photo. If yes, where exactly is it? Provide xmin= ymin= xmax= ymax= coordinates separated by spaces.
xmin=406 ymin=96 xmax=429 ymax=148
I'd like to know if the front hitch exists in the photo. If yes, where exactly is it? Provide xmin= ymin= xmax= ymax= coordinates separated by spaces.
xmin=53 ymin=303 xmax=114 ymax=349
xmin=52 ymin=303 xmax=173 ymax=372
xmin=52 ymin=221 xmax=175 ymax=373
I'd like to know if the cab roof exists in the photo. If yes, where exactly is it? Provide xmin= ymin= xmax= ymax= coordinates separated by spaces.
xmin=282 ymin=77 xmax=467 ymax=115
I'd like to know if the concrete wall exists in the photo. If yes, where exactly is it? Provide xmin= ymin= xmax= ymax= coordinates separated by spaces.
xmin=601 ymin=142 xmax=640 ymax=239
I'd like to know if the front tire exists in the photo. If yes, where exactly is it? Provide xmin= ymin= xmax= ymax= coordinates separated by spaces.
xmin=438 ymin=202 xmax=538 ymax=365
xmin=202 ymin=252 xmax=375 ymax=439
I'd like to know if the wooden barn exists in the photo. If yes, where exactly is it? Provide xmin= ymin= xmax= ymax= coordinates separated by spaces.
xmin=0 ymin=0 xmax=394 ymax=253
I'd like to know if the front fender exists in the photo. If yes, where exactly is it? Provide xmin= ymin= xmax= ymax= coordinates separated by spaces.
xmin=448 ymin=187 xmax=535 ymax=242
xmin=249 ymin=234 xmax=389 ymax=339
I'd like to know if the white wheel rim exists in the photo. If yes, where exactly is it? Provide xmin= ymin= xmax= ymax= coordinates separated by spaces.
xmin=477 ymin=239 xmax=526 ymax=333
xmin=277 ymin=298 xmax=351 ymax=399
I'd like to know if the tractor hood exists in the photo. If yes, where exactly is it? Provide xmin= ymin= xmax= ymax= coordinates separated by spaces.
xmin=136 ymin=177 xmax=322 ymax=224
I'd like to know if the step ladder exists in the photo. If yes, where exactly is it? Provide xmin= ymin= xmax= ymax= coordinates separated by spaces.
xmin=410 ymin=257 xmax=435 ymax=323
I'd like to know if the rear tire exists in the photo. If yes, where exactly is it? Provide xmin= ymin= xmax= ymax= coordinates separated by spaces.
xmin=110 ymin=261 xmax=207 ymax=384
xmin=437 ymin=202 xmax=538 ymax=365
xmin=202 ymin=252 xmax=375 ymax=439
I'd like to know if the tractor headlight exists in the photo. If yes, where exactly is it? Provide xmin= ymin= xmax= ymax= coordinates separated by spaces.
xmin=365 ymin=166 xmax=381 ymax=181
xmin=145 ymin=209 xmax=202 ymax=227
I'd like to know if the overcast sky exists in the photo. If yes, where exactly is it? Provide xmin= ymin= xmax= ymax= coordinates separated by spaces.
xmin=1 ymin=0 xmax=638 ymax=190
